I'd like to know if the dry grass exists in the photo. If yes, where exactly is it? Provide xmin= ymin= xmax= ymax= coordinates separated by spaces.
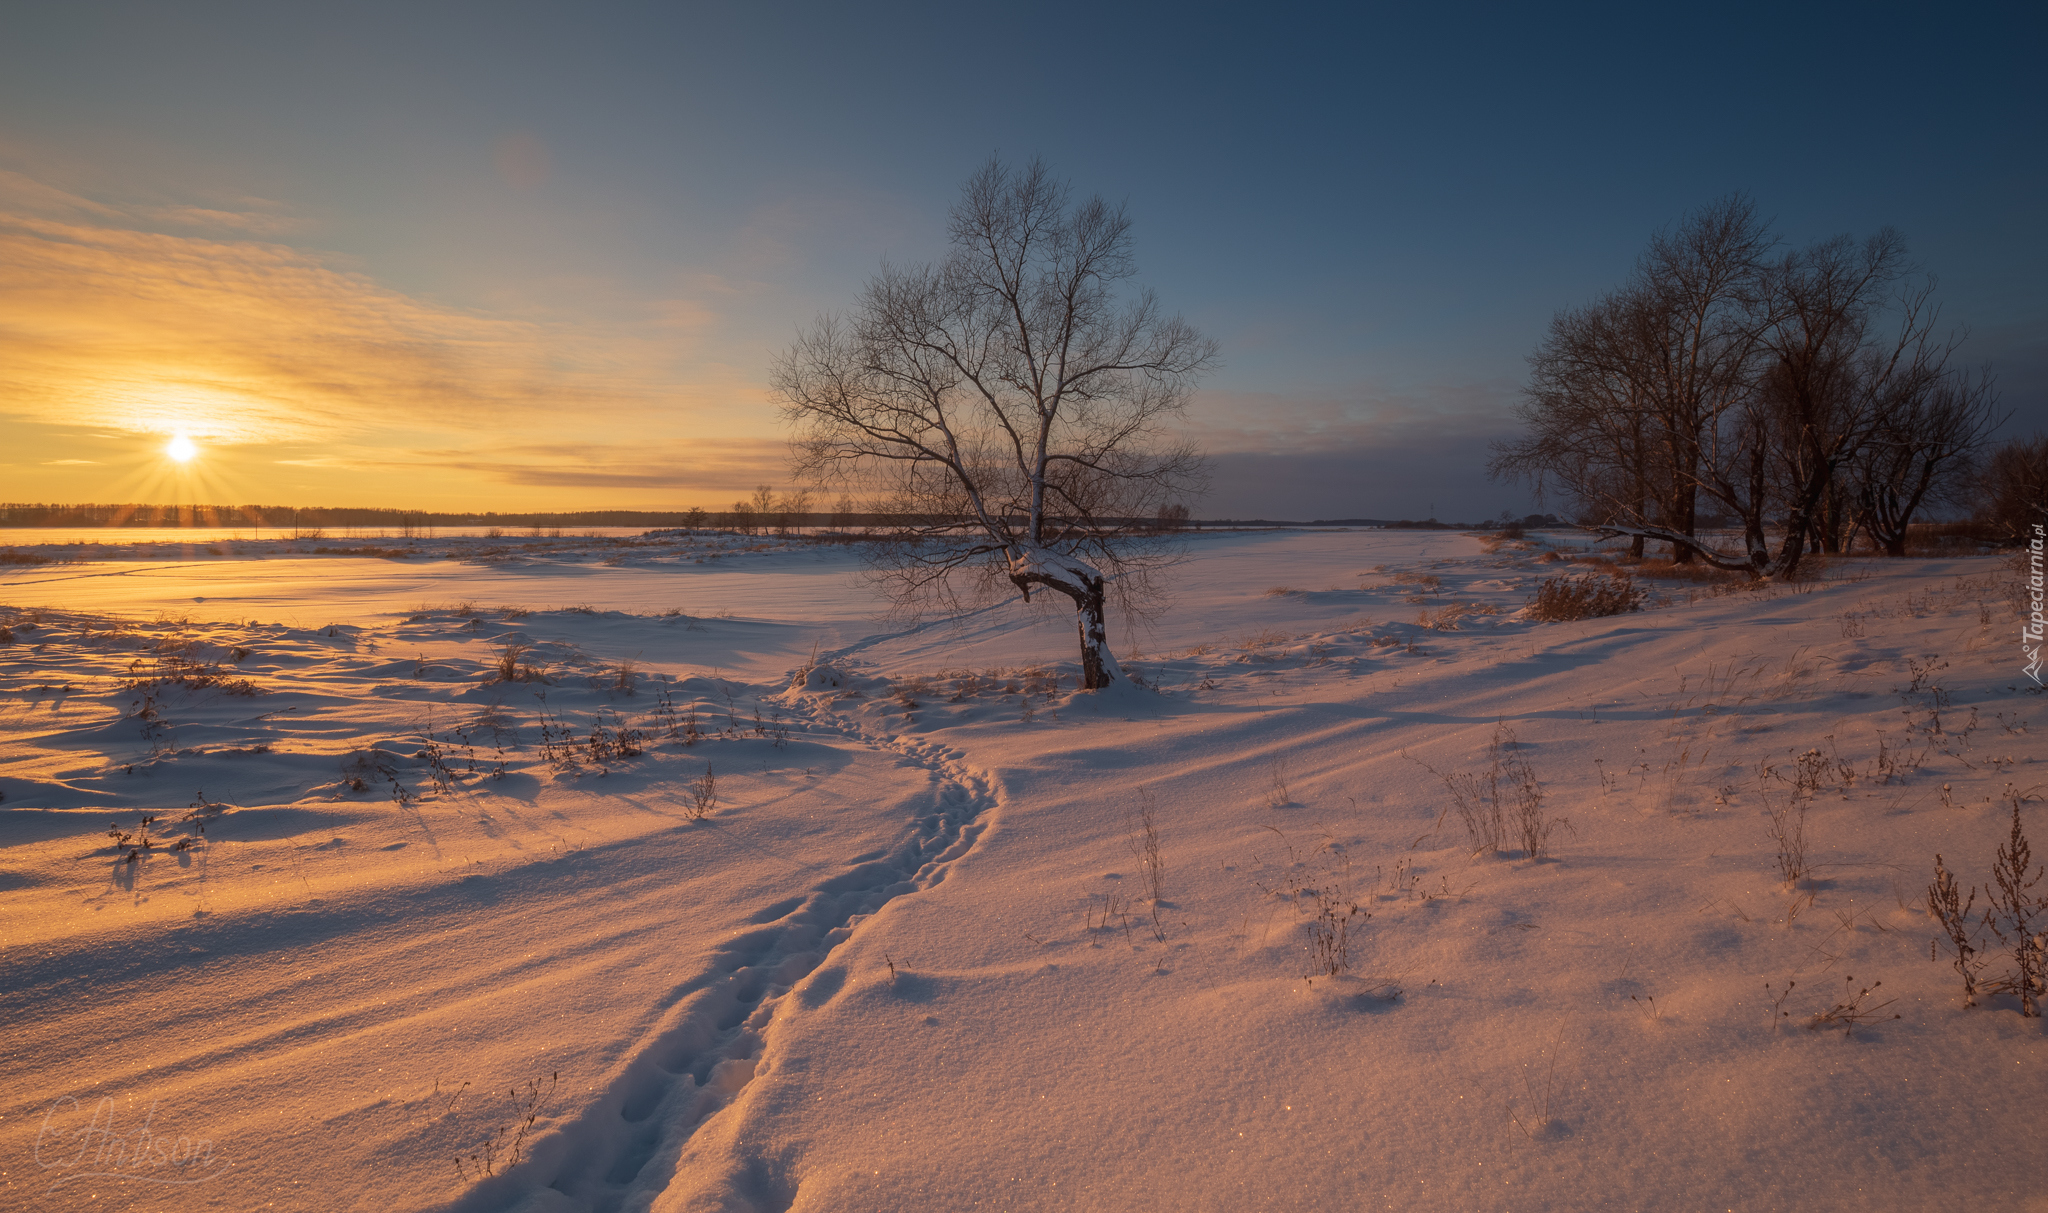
xmin=123 ymin=654 xmax=262 ymax=697
xmin=1414 ymin=724 xmax=1564 ymax=859
xmin=1417 ymin=601 xmax=1500 ymax=631
xmin=1237 ymin=628 xmax=1294 ymax=652
xmin=1526 ymin=572 xmax=1645 ymax=622
xmin=598 ymin=659 xmax=638 ymax=695
xmin=492 ymin=642 xmax=543 ymax=683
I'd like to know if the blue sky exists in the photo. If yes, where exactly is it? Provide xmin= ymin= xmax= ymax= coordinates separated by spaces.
xmin=2 ymin=1 xmax=2040 ymax=517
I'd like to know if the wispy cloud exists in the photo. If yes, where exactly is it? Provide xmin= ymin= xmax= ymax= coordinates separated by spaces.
xmin=148 ymin=205 xmax=312 ymax=236
xmin=335 ymin=437 xmax=791 ymax=495
xmin=0 ymin=171 xmax=757 ymax=456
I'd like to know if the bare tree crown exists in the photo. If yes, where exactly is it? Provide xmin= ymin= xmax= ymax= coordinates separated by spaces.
xmin=772 ymin=158 xmax=1216 ymax=687
xmin=1493 ymin=196 xmax=2002 ymax=577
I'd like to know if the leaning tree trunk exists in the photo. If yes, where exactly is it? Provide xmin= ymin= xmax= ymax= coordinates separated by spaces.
xmin=1071 ymin=573 xmax=1115 ymax=690
xmin=1007 ymin=545 xmax=1125 ymax=690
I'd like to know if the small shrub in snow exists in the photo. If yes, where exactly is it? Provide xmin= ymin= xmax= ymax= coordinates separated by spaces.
xmin=1927 ymin=792 xmax=2047 ymax=1016
xmin=1256 ymin=867 xmax=1368 ymax=980
xmin=688 ymin=764 xmax=718 ymax=820
xmin=1526 ymin=572 xmax=1644 ymax=621
xmin=492 ymin=642 xmax=541 ymax=683
xmin=1928 ymin=854 xmax=1986 ymax=1005
xmin=1417 ymin=725 xmax=1565 ymax=860
xmin=454 ymin=1071 xmax=560 ymax=1181
xmin=585 ymin=706 xmax=644 ymax=764
xmin=1983 ymin=793 xmax=2045 ymax=1016
xmin=1302 ymin=883 xmax=1365 ymax=979
xmin=1761 ymin=781 xmax=1810 ymax=887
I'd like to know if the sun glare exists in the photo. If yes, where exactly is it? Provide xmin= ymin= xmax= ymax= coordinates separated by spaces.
xmin=166 ymin=433 xmax=198 ymax=463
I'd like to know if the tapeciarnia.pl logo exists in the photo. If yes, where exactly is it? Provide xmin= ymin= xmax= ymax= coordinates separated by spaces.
xmin=2023 ymin=524 xmax=2044 ymax=686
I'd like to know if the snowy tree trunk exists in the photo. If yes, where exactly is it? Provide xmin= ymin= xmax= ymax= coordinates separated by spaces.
xmin=1072 ymin=570 xmax=1118 ymax=690
xmin=1007 ymin=545 xmax=1125 ymax=690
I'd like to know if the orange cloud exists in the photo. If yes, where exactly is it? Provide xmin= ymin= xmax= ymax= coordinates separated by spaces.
xmin=1 ymin=210 xmax=642 ymax=441
xmin=0 ymin=169 xmax=795 ymax=508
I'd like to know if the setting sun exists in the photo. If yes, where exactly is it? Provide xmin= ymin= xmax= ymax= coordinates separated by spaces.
xmin=165 ymin=433 xmax=197 ymax=462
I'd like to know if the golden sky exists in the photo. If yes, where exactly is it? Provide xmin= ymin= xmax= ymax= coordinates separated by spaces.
xmin=0 ymin=172 xmax=790 ymax=511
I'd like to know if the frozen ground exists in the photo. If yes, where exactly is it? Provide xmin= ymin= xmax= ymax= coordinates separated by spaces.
xmin=2 ymin=529 xmax=2042 ymax=1212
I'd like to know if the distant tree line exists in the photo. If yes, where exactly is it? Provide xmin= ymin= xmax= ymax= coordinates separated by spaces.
xmin=1491 ymin=197 xmax=2038 ymax=576
xmin=0 ymin=497 xmax=1207 ymax=537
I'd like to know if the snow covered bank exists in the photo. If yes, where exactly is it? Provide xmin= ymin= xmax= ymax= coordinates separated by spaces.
xmin=3 ymin=531 xmax=2041 ymax=1211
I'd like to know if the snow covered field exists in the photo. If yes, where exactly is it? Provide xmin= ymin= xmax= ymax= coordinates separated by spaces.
xmin=3 ymin=529 xmax=2042 ymax=1212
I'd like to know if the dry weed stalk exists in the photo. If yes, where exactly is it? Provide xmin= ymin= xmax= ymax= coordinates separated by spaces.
xmin=1264 ymin=759 xmax=1292 ymax=809
xmin=454 ymin=1072 xmax=560 ymax=1181
xmin=1804 ymin=976 xmax=1900 ymax=1036
xmin=493 ymin=641 xmax=539 ymax=683
xmin=1126 ymin=790 xmax=1168 ymax=942
xmin=1982 ymin=791 xmax=2045 ymax=1016
xmin=1128 ymin=790 xmax=1166 ymax=904
xmin=688 ymin=764 xmax=718 ymax=820
xmin=1416 ymin=724 xmax=1565 ymax=859
xmin=1759 ymin=768 xmax=1810 ymax=887
xmin=1927 ymin=792 xmax=2044 ymax=1015
xmin=1508 ymin=1024 xmax=1568 ymax=1139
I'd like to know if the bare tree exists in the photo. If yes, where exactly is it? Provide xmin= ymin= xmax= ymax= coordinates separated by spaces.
xmin=1978 ymin=432 xmax=2048 ymax=543
xmin=1853 ymin=367 xmax=2004 ymax=555
xmin=1493 ymin=288 xmax=1665 ymax=558
xmin=1629 ymin=196 xmax=1775 ymax=562
xmin=1738 ymin=231 xmax=1925 ymax=576
xmin=777 ymin=487 xmax=813 ymax=536
xmin=751 ymin=485 xmax=780 ymax=535
xmin=1493 ymin=198 xmax=1770 ymax=562
xmin=1563 ymin=219 xmax=1972 ymax=579
xmin=774 ymin=158 xmax=1216 ymax=688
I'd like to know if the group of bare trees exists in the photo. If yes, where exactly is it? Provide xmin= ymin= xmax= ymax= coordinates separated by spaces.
xmin=721 ymin=485 xmax=817 ymax=536
xmin=1491 ymin=197 xmax=2009 ymax=577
